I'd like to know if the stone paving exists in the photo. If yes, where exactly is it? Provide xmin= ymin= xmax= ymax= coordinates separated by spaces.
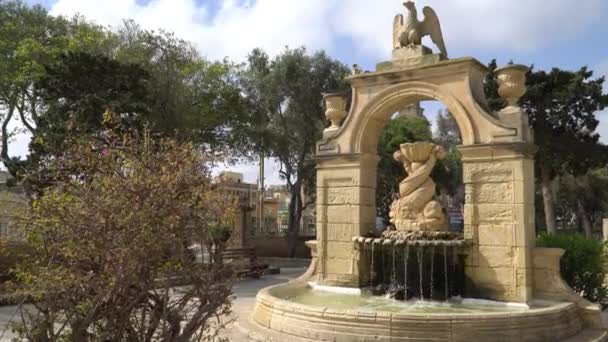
xmin=0 ymin=267 xmax=306 ymax=341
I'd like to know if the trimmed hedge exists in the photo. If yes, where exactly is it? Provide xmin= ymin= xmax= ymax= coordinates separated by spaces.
xmin=537 ymin=233 xmax=608 ymax=304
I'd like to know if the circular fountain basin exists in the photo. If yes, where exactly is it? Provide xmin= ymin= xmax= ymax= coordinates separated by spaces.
xmin=252 ymin=282 xmax=583 ymax=342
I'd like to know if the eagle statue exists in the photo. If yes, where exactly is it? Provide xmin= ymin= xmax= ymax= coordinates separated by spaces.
xmin=393 ymin=1 xmax=448 ymax=58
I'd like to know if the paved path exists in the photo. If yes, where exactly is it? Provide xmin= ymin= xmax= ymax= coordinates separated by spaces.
xmin=0 ymin=268 xmax=306 ymax=341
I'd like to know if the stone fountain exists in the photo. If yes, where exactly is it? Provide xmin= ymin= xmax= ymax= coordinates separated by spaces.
xmin=248 ymin=2 xmax=606 ymax=341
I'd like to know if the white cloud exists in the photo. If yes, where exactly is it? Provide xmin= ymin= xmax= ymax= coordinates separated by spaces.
xmin=50 ymin=0 xmax=337 ymax=61
xmin=7 ymin=0 xmax=603 ymax=178
xmin=48 ymin=0 xmax=608 ymax=62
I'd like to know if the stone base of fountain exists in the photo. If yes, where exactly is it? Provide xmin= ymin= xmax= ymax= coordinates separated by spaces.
xmin=251 ymin=281 xmax=590 ymax=342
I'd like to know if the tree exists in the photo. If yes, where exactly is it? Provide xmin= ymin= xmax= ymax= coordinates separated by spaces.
xmin=432 ymin=109 xmax=464 ymax=210
xmin=241 ymin=47 xmax=350 ymax=257
xmin=485 ymin=60 xmax=608 ymax=233
xmin=112 ymin=21 xmax=247 ymax=149
xmin=2 ymin=7 xmax=247 ymax=180
xmin=0 ymin=1 xmax=112 ymax=171
xmin=13 ymin=118 xmax=238 ymax=341
xmin=434 ymin=109 xmax=461 ymax=150
xmin=554 ymin=169 xmax=608 ymax=237
xmin=376 ymin=116 xmax=433 ymax=223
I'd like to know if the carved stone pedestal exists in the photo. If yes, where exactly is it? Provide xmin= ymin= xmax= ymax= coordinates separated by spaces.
xmin=377 ymin=45 xmax=443 ymax=71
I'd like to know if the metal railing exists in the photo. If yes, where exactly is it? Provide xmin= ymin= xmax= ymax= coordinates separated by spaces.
xmin=249 ymin=217 xmax=316 ymax=238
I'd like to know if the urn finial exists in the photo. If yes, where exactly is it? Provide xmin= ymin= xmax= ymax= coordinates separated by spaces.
xmin=323 ymin=92 xmax=348 ymax=132
xmin=495 ymin=64 xmax=529 ymax=110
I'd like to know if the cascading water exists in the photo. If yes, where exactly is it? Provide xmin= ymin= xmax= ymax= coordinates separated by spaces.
xmin=369 ymin=242 xmax=374 ymax=288
xmin=391 ymin=245 xmax=396 ymax=287
xmin=443 ymin=244 xmax=448 ymax=301
xmin=417 ymin=246 xmax=424 ymax=300
xmin=354 ymin=232 xmax=465 ymax=303
xmin=430 ymin=245 xmax=435 ymax=300
xmin=403 ymin=245 xmax=409 ymax=297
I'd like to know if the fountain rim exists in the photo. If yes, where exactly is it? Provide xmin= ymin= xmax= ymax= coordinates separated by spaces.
xmin=256 ymin=281 xmax=576 ymax=319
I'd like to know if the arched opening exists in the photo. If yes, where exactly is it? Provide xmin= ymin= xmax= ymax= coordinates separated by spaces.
xmin=363 ymin=96 xmax=466 ymax=300
xmin=375 ymin=100 xmax=464 ymax=233
xmin=350 ymin=81 xmax=477 ymax=155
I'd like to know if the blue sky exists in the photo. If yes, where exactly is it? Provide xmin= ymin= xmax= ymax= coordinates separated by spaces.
xmin=16 ymin=0 xmax=608 ymax=184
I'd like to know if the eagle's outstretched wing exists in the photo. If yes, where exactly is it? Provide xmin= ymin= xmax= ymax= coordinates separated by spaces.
xmin=420 ymin=7 xmax=448 ymax=58
xmin=393 ymin=14 xmax=404 ymax=49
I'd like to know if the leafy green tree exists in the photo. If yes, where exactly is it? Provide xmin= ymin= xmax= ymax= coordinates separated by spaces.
xmin=13 ymin=120 xmax=238 ymax=341
xmin=434 ymin=109 xmax=461 ymax=150
xmin=485 ymin=60 xmax=608 ymax=233
xmin=112 ymin=21 xmax=247 ymax=148
xmin=241 ymin=47 xmax=350 ymax=257
xmin=432 ymin=109 xmax=464 ymax=209
xmin=554 ymin=168 xmax=608 ymax=237
xmin=22 ymin=52 xmax=152 ymax=192
xmin=376 ymin=116 xmax=433 ymax=223
xmin=0 ymin=1 xmax=112 ymax=171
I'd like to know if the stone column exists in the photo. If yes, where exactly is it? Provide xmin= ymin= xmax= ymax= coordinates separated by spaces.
xmin=315 ymin=153 xmax=378 ymax=287
xmin=460 ymin=142 xmax=537 ymax=303
xmin=603 ymin=219 xmax=608 ymax=241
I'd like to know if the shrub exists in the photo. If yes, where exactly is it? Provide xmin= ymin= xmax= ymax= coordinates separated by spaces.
xmin=0 ymin=240 xmax=34 ymax=283
xmin=537 ymin=233 xmax=608 ymax=304
xmin=12 ymin=124 xmax=239 ymax=341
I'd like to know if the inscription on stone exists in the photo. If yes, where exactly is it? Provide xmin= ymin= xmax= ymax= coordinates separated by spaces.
xmin=327 ymin=188 xmax=355 ymax=205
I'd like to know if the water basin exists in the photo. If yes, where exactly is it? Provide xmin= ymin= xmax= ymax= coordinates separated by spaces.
xmin=253 ymin=282 xmax=583 ymax=342
xmin=273 ymin=286 xmax=530 ymax=314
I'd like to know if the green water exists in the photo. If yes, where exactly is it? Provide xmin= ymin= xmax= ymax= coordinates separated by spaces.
xmin=272 ymin=287 xmax=532 ymax=314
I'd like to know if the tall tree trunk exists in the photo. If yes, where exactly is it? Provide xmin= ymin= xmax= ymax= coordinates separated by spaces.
xmin=287 ymin=183 xmax=302 ymax=258
xmin=1 ymin=104 xmax=16 ymax=170
xmin=576 ymin=199 xmax=593 ymax=238
xmin=540 ymin=163 xmax=557 ymax=234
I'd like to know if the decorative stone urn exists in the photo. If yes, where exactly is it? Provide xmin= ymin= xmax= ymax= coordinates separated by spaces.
xmin=323 ymin=92 xmax=348 ymax=131
xmin=495 ymin=64 xmax=529 ymax=109
xmin=389 ymin=142 xmax=448 ymax=231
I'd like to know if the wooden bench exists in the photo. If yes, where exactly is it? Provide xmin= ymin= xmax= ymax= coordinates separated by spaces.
xmin=221 ymin=247 xmax=268 ymax=278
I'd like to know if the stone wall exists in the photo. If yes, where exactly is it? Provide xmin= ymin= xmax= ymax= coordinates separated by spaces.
xmin=315 ymin=153 xmax=378 ymax=286
xmin=533 ymin=247 xmax=603 ymax=328
xmin=460 ymin=143 xmax=536 ymax=303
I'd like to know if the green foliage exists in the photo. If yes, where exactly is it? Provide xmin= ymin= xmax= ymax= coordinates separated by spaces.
xmin=30 ymin=51 xmax=151 ymax=158
xmin=209 ymin=225 xmax=233 ymax=243
xmin=537 ymin=233 xmax=608 ymax=304
xmin=112 ymin=21 xmax=247 ymax=147
xmin=0 ymin=1 xmax=112 ymax=171
xmin=13 ymin=123 xmax=239 ymax=341
xmin=483 ymin=59 xmax=504 ymax=112
xmin=241 ymin=47 xmax=350 ymax=256
xmin=376 ymin=116 xmax=432 ymax=222
xmin=2 ymin=7 xmax=247 ymax=183
xmin=432 ymin=110 xmax=464 ymax=201
xmin=0 ymin=240 xmax=33 ymax=283
xmin=432 ymin=148 xmax=463 ymax=198
xmin=553 ymin=168 xmax=608 ymax=236
xmin=485 ymin=60 xmax=608 ymax=233
xmin=485 ymin=61 xmax=608 ymax=177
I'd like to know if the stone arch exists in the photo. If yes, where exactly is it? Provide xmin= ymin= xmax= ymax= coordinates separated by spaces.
xmin=314 ymin=58 xmax=538 ymax=305
xmin=351 ymin=81 xmax=476 ymax=153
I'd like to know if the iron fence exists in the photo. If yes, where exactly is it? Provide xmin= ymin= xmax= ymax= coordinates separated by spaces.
xmin=249 ymin=217 xmax=316 ymax=238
